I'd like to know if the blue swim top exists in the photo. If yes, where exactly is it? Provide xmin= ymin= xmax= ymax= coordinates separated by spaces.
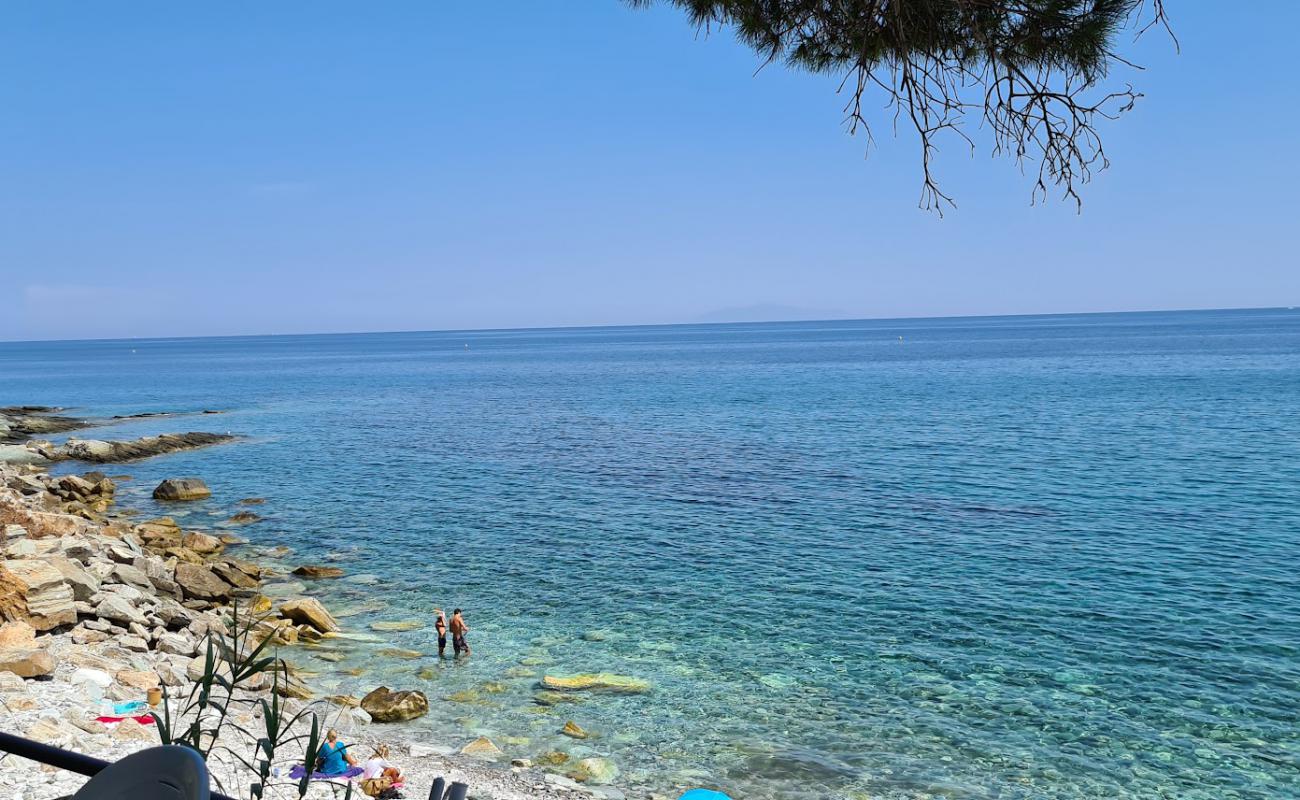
xmin=679 ymin=791 xmax=732 ymax=800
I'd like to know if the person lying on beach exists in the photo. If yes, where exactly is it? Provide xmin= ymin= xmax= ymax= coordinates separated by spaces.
xmin=434 ymin=608 xmax=447 ymax=656
xmin=316 ymin=729 xmax=357 ymax=775
xmin=359 ymin=744 xmax=403 ymax=797
xmin=450 ymin=608 xmax=470 ymax=656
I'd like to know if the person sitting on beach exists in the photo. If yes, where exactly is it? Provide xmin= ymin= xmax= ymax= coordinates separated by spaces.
xmin=316 ymin=729 xmax=357 ymax=775
xmin=450 ymin=608 xmax=470 ymax=656
xmin=434 ymin=608 xmax=448 ymax=657
xmin=359 ymin=744 xmax=403 ymax=797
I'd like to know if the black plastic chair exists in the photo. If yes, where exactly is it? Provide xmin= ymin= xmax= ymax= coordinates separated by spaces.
xmin=72 ymin=746 xmax=210 ymax=800
xmin=427 ymin=777 xmax=467 ymax=800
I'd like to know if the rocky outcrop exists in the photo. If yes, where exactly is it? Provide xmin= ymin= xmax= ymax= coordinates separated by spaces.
xmin=153 ymin=478 xmax=212 ymax=501
xmin=279 ymin=598 xmax=339 ymax=632
xmin=56 ymin=433 xmax=235 ymax=464
xmin=1 ymin=559 xmax=76 ymax=630
xmin=360 ymin=686 xmax=429 ymax=722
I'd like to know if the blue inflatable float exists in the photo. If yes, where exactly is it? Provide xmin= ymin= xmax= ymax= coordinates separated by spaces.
xmin=679 ymin=791 xmax=732 ymax=800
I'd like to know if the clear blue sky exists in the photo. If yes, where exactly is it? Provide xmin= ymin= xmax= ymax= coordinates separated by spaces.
xmin=2 ymin=2 xmax=1297 ymax=340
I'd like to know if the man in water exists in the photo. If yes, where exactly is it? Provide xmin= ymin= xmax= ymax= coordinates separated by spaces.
xmin=434 ymin=608 xmax=448 ymax=656
xmin=449 ymin=608 xmax=470 ymax=656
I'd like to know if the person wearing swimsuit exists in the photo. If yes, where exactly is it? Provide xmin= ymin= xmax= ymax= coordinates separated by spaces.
xmin=434 ymin=608 xmax=448 ymax=656
xmin=449 ymin=608 xmax=470 ymax=656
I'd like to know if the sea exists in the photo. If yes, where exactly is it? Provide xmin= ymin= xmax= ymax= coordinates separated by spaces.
xmin=2 ymin=308 xmax=1298 ymax=800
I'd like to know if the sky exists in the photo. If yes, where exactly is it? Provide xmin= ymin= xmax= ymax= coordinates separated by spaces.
xmin=2 ymin=1 xmax=1298 ymax=341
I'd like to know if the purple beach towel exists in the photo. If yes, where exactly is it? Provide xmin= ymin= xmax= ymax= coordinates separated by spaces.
xmin=288 ymin=764 xmax=364 ymax=780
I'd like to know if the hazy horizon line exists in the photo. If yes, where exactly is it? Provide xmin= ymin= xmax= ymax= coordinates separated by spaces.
xmin=1 ymin=303 xmax=1293 ymax=346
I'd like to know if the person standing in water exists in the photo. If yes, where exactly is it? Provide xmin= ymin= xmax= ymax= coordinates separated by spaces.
xmin=434 ymin=608 xmax=448 ymax=657
xmin=449 ymin=608 xmax=470 ymax=656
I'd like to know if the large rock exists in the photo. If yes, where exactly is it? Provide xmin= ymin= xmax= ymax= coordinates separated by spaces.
xmin=109 ymin=563 xmax=153 ymax=591
xmin=279 ymin=598 xmax=338 ymax=632
xmin=540 ymin=673 xmax=651 ymax=694
xmin=292 ymin=565 xmax=345 ymax=579
xmin=95 ymin=594 xmax=147 ymax=626
xmin=181 ymin=531 xmax=223 ymax=555
xmin=360 ymin=686 xmax=429 ymax=722
xmin=0 ymin=563 xmax=29 ymax=622
xmin=175 ymin=563 xmax=233 ymax=602
xmin=0 ymin=620 xmax=36 ymax=649
xmin=47 ymin=555 xmax=101 ymax=601
xmin=135 ymin=517 xmax=183 ymax=548
xmin=152 ymin=478 xmax=212 ymax=501
xmin=210 ymin=561 xmax=258 ymax=589
xmin=1 ymin=559 xmax=76 ymax=630
xmin=0 ymin=648 xmax=54 ymax=678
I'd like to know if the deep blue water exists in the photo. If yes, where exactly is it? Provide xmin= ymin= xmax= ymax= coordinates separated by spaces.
xmin=3 ymin=309 xmax=1299 ymax=799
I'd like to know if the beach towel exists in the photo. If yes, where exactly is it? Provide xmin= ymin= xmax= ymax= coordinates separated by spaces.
xmin=288 ymin=764 xmax=364 ymax=781
xmin=679 ymin=791 xmax=732 ymax=800
xmin=112 ymin=700 xmax=148 ymax=715
xmin=94 ymin=715 xmax=156 ymax=725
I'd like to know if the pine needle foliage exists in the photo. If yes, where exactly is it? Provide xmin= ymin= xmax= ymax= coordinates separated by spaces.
xmin=629 ymin=0 xmax=1175 ymax=212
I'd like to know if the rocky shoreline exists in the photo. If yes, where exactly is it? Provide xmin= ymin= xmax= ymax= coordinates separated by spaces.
xmin=0 ymin=413 xmax=637 ymax=800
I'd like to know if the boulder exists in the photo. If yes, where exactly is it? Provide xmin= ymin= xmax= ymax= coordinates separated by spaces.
xmin=152 ymin=478 xmax=212 ymax=501
xmin=0 ymin=562 xmax=27 ymax=622
xmin=0 ymin=619 xmax=36 ymax=648
xmin=360 ymin=686 xmax=429 ymax=722
xmin=47 ymin=555 xmax=100 ymax=601
xmin=1 ymin=559 xmax=76 ymax=630
xmin=0 ymin=648 xmax=54 ymax=677
xmin=227 ymin=511 xmax=262 ymax=525
xmin=279 ymin=598 xmax=338 ymax=633
xmin=155 ymin=632 xmax=197 ymax=656
xmin=115 ymin=669 xmax=159 ymax=691
xmin=540 ymin=673 xmax=651 ymax=694
xmin=95 ymin=594 xmax=148 ymax=626
xmin=291 ymin=565 xmax=345 ymax=579
xmin=136 ymin=517 xmax=183 ymax=548
xmin=181 ymin=531 xmax=223 ymax=555
xmin=210 ymin=561 xmax=258 ymax=589
xmin=109 ymin=563 xmax=153 ymax=591
xmin=460 ymin=736 xmax=503 ymax=758
xmin=174 ymin=563 xmax=233 ymax=602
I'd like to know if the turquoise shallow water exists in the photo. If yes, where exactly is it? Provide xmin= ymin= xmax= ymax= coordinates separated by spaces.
xmin=3 ymin=309 xmax=1299 ymax=799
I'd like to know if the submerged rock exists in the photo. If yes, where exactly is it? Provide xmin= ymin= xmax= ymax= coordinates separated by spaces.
xmin=568 ymin=757 xmax=618 ymax=784
xmin=153 ymin=478 xmax=212 ymax=501
xmin=561 ymin=720 xmax=589 ymax=739
xmin=541 ymin=673 xmax=651 ymax=694
xmin=360 ymin=686 xmax=429 ymax=722
xmin=369 ymin=620 xmax=422 ymax=632
xmin=226 ymin=511 xmax=263 ymax=525
xmin=460 ymin=736 xmax=503 ymax=758
xmin=292 ymin=565 xmax=345 ymax=579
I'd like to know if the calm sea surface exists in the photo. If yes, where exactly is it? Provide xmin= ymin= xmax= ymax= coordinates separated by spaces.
xmin=3 ymin=309 xmax=1299 ymax=799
